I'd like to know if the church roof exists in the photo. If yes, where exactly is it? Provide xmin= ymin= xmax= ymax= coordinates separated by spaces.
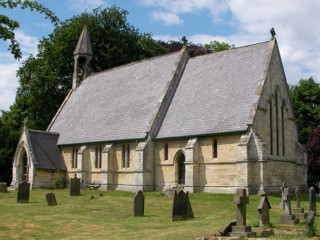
xmin=49 ymin=52 xmax=182 ymax=145
xmin=49 ymin=40 xmax=274 ymax=144
xmin=27 ymin=129 xmax=66 ymax=170
xmin=156 ymin=41 xmax=272 ymax=139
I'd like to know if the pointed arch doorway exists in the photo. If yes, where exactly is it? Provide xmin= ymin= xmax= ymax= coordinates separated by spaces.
xmin=175 ymin=151 xmax=185 ymax=185
xmin=20 ymin=150 xmax=29 ymax=182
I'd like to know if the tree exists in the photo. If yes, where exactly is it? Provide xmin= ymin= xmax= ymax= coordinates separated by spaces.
xmin=289 ymin=77 xmax=320 ymax=144
xmin=306 ymin=127 xmax=320 ymax=191
xmin=0 ymin=0 xmax=59 ymax=59
xmin=157 ymin=39 xmax=234 ymax=57
xmin=204 ymin=40 xmax=235 ymax=52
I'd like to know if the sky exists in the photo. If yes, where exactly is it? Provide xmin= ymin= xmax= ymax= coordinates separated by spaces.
xmin=1 ymin=0 xmax=320 ymax=111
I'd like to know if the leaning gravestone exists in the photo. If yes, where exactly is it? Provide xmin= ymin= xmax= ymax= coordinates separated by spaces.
xmin=219 ymin=221 xmax=236 ymax=236
xmin=133 ymin=190 xmax=145 ymax=217
xmin=292 ymin=186 xmax=307 ymax=221
xmin=309 ymin=187 xmax=317 ymax=216
xmin=17 ymin=181 xmax=30 ymax=203
xmin=70 ymin=174 xmax=80 ymax=196
xmin=257 ymin=187 xmax=271 ymax=227
xmin=46 ymin=193 xmax=57 ymax=206
xmin=230 ymin=188 xmax=256 ymax=237
xmin=304 ymin=211 xmax=315 ymax=236
xmin=172 ymin=190 xmax=194 ymax=221
xmin=278 ymin=186 xmax=299 ymax=224
xmin=0 ymin=182 xmax=7 ymax=192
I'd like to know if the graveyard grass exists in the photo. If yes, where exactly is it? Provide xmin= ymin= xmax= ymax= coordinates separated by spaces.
xmin=0 ymin=189 xmax=319 ymax=239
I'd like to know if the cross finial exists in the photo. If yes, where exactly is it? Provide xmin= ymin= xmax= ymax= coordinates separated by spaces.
xmin=270 ymin=27 xmax=276 ymax=39
xmin=182 ymin=36 xmax=188 ymax=46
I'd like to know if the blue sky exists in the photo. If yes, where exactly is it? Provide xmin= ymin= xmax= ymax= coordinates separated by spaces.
xmin=1 ymin=0 xmax=320 ymax=111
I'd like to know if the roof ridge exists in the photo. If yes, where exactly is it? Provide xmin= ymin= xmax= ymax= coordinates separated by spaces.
xmin=87 ymin=51 xmax=181 ymax=79
xmin=28 ymin=128 xmax=60 ymax=136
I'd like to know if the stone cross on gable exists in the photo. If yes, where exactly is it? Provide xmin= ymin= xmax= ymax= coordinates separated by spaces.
xmin=234 ymin=188 xmax=249 ymax=226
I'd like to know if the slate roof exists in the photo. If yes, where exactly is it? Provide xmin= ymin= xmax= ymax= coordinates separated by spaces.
xmin=28 ymin=129 xmax=66 ymax=170
xmin=157 ymin=41 xmax=271 ymax=139
xmin=49 ymin=52 xmax=182 ymax=145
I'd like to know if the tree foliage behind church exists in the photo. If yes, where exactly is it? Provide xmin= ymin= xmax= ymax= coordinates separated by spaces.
xmin=289 ymin=77 xmax=320 ymax=190
xmin=289 ymin=77 xmax=320 ymax=144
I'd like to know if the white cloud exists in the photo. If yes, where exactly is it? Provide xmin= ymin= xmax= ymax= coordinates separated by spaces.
xmin=15 ymin=30 xmax=39 ymax=56
xmin=67 ymin=0 xmax=108 ymax=13
xmin=151 ymin=11 xmax=183 ymax=25
xmin=140 ymin=0 xmax=229 ymax=25
xmin=0 ymin=62 xmax=20 ymax=111
xmin=0 ymin=30 xmax=40 ymax=111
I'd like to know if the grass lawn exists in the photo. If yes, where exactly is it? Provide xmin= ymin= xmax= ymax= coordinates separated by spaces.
xmin=0 ymin=189 xmax=319 ymax=239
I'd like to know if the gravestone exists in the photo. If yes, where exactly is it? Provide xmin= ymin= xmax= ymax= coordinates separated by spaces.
xmin=308 ymin=187 xmax=317 ymax=216
xmin=46 ymin=193 xmax=57 ymax=206
xmin=172 ymin=190 xmax=194 ymax=221
xmin=0 ymin=182 xmax=7 ymax=192
xmin=17 ymin=181 xmax=30 ymax=203
xmin=292 ymin=186 xmax=307 ymax=221
xmin=257 ymin=188 xmax=271 ymax=227
xmin=133 ymin=190 xmax=145 ymax=217
xmin=278 ymin=186 xmax=299 ymax=224
xmin=70 ymin=174 xmax=80 ymax=196
xmin=278 ymin=182 xmax=286 ymax=209
xmin=230 ymin=188 xmax=256 ymax=237
xmin=304 ymin=211 xmax=315 ymax=235
xmin=219 ymin=221 xmax=236 ymax=236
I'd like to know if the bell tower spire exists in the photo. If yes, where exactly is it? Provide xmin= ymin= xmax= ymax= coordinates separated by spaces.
xmin=72 ymin=25 xmax=93 ymax=90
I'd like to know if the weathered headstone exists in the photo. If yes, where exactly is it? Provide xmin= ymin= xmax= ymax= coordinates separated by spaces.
xmin=46 ymin=193 xmax=57 ymax=206
xmin=308 ymin=187 xmax=317 ymax=216
xmin=172 ymin=190 xmax=194 ymax=221
xmin=304 ymin=211 xmax=315 ymax=235
xmin=0 ymin=182 xmax=7 ymax=193
xmin=17 ymin=181 xmax=30 ymax=203
xmin=133 ymin=190 xmax=145 ymax=217
xmin=70 ymin=174 xmax=80 ymax=196
xmin=278 ymin=186 xmax=299 ymax=224
xmin=219 ymin=221 xmax=236 ymax=236
xmin=230 ymin=188 xmax=256 ymax=237
xmin=292 ymin=186 xmax=307 ymax=221
xmin=257 ymin=188 xmax=271 ymax=227
xmin=278 ymin=182 xmax=286 ymax=209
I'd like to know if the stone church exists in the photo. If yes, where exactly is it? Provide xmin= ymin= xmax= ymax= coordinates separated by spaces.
xmin=11 ymin=26 xmax=307 ymax=193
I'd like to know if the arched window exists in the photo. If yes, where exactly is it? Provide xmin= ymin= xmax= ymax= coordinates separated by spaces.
xmin=275 ymin=89 xmax=279 ymax=156
xmin=164 ymin=143 xmax=168 ymax=160
xmin=122 ymin=145 xmax=126 ymax=168
xmin=281 ymin=102 xmax=285 ymax=156
xmin=72 ymin=148 xmax=78 ymax=169
xmin=126 ymin=144 xmax=130 ymax=168
xmin=213 ymin=139 xmax=218 ymax=158
xmin=95 ymin=146 xmax=102 ymax=168
xmin=122 ymin=144 xmax=130 ymax=168
xmin=269 ymin=100 xmax=273 ymax=155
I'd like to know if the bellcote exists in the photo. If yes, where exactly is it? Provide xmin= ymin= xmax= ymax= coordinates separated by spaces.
xmin=72 ymin=25 xmax=93 ymax=90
